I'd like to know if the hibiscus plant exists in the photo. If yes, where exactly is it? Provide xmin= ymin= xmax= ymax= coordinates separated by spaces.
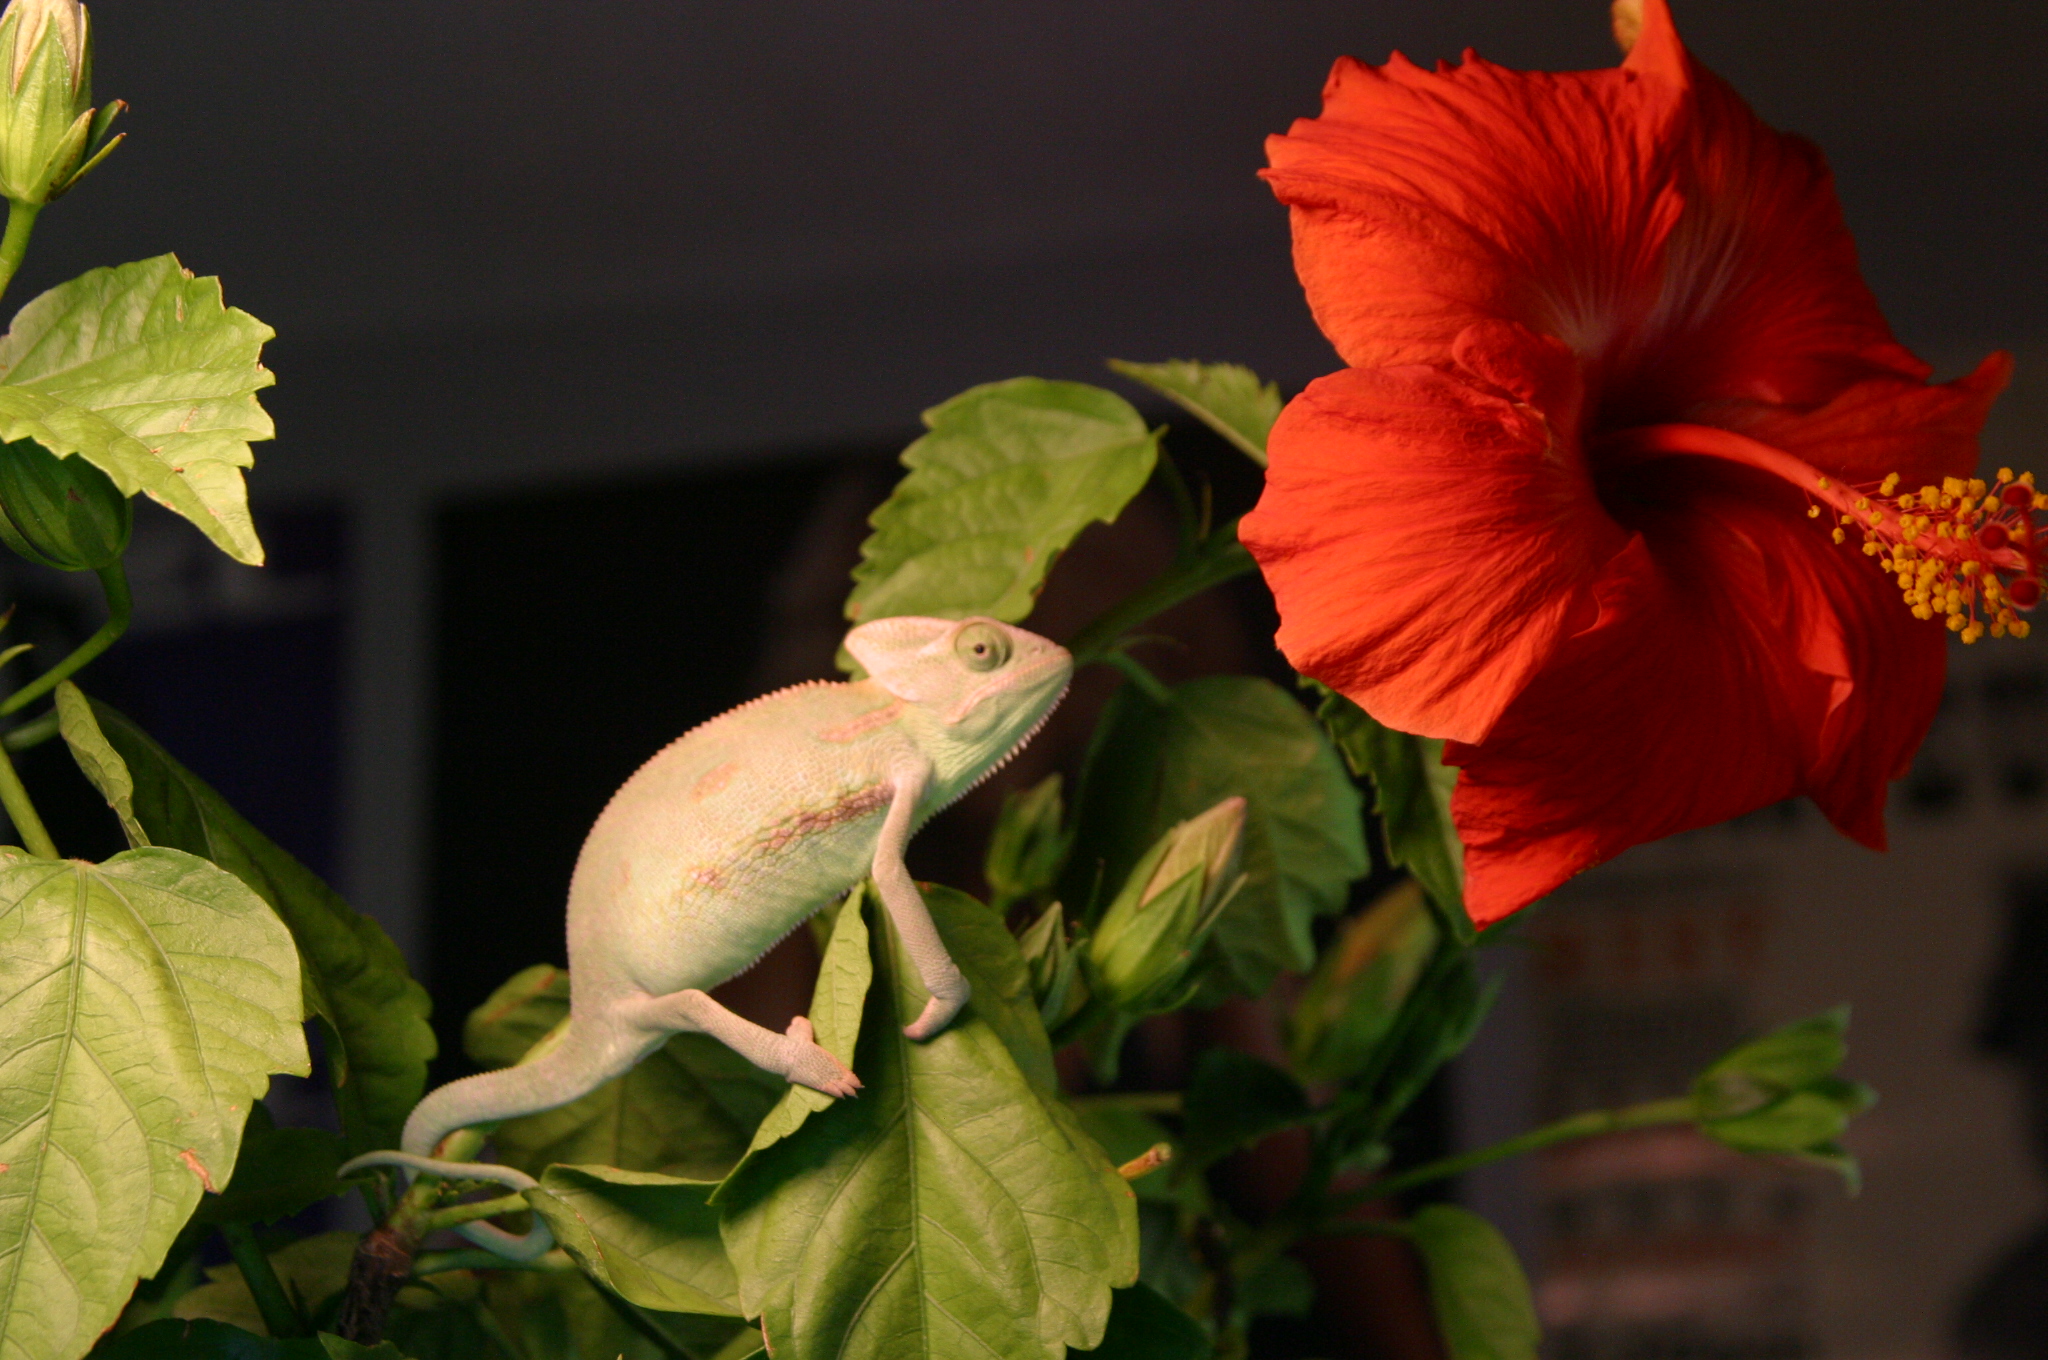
xmin=0 ymin=0 xmax=2010 ymax=1358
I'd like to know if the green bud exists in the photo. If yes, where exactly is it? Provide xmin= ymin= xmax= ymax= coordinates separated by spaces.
xmin=0 ymin=436 xmax=129 ymax=569
xmin=1690 ymin=1007 xmax=1876 ymax=1188
xmin=0 ymin=0 xmax=121 ymax=206
xmin=1087 ymin=796 xmax=1247 ymax=1014
xmin=1287 ymin=879 xmax=1438 ymax=1084
xmin=1015 ymin=899 xmax=1087 ymax=1032
xmin=985 ymin=773 xmax=1066 ymax=913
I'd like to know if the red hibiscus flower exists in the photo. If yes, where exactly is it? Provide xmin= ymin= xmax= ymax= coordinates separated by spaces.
xmin=1241 ymin=0 xmax=2030 ymax=926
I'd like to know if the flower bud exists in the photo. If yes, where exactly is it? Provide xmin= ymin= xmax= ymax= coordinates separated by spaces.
xmin=0 ymin=0 xmax=121 ymax=206
xmin=1087 ymin=796 xmax=1247 ymax=1014
xmin=1288 ymin=880 xmax=1438 ymax=1084
xmin=1690 ymin=1007 xmax=1876 ymax=1186
xmin=0 ymin=436 xmax=129 ymax=569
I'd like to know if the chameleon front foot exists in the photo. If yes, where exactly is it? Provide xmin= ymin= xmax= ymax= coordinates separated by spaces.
xmin=783 ymin=1015 xmax=862 ymax=1098
xmin=902 ymin=984 xmax=970 ymax=1042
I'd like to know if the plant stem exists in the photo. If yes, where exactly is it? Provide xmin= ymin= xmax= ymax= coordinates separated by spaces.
xmin=0 ymin=733 xmax=55 ymax=857
xmin=1068 ymin=1090 xmax=1184 ymax=1116
xmin=2 ymin=709 xmax=56 ymax=750
xmin=0 ymin=559 xmax=131 ymax=716
xmin=0 ymin=200 xmax=39 ymax=306
xmin=1325 ymin=1095 xmax=1696 ymax=1214
xmin=419 ymin=1191 xmax=531 ymax=1234
xmin=1067 ymin=519 xmax=1256 ymax=666
xmin=412 ymin=1246 xmax=577 ymax=1277
xmin=220 ymin=1222 xmax=304 ymax=1339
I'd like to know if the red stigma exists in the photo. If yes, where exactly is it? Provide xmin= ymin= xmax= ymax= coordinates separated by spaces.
xmin=2011 ymin=577 xmax=2042 ymax=610
xmin=1980 ymin=524 xmax=2011 ymax=551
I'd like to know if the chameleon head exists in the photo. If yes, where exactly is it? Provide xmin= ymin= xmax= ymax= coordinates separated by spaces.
xmin=845 ymin=614 xmax=1073 ymax=793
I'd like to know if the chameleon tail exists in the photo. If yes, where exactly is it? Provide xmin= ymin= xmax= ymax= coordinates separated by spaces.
xmin=337 ymin=1017 xmax=640 ymax=1260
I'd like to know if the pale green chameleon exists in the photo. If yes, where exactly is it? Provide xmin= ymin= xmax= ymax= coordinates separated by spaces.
xmin=340 ymin=615 xmax=1072 ymax=1257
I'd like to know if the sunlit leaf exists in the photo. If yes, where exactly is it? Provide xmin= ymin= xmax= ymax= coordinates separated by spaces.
xmin=719 ymin=887 xmax=1137 ymax=1360
xmin=712 ymin=889 xmax=872 ymax=1188
xmin=0 ymin=848 xmax=306 ymax=1360
xmin=526 ymin=1165 xmax=742 ymax=1316
xmin=1109 ymin=359 xmax=1280 ymax=466
xmin=845 ymin=378 xmax=1158 ymax=634
xmin=0 ymin=255 xmax=275 ymax=564
xmin=87 ymin=697 xmax=434 ymax=1158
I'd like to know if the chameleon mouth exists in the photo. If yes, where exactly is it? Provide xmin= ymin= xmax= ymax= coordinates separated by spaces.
xmin=943 ymin=673 xmax=1071 ymax=811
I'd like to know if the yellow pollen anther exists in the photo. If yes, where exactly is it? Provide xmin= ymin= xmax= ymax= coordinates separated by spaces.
xmin=1819 ymin=464 xmax=2046 ymax=644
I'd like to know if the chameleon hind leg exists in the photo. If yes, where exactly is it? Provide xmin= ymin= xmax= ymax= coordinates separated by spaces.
xmin=625 ymin=988 xmax=861 ymax=1098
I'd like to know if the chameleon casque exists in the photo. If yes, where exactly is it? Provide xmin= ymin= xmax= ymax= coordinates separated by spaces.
xmin=339 ymin=615 xmax=1073 ymax=1257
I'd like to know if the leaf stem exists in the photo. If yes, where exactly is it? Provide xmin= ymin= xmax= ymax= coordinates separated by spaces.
xmin=0 ymin=732 xmax=55 ymax=856
xmin=0 ymin=201 xmax=39 ymax=306
xmin=1067 ymin=519 xmax=1256 ymax=666
xmin=0 ymin=559 xmax=131 ymax=716
xmin=1324 ymin=1095 xmax=1696 ymax=1216
xmin=220 ymin=1222 xmax=305 ymax=1338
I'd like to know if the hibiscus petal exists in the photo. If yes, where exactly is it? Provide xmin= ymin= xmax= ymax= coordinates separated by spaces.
xmin=1265 ymin=0 xmax=1934 ymax=422
xmin=1709 ymin=352 xmax=2012 ymax=491
xmin=1241 ymin=322 xmax=1630 ymax=745
xmin=1449 ymin=459 xmax=1945 ymax=925
xmin=1263 ymin=47 xmax=1683 ymax=374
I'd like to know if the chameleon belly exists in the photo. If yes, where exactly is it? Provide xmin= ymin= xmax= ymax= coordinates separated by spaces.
xmin=564 ymin=679 xmax=916 ymax=999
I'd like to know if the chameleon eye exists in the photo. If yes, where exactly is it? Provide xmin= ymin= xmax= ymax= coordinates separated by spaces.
xmin=954 ymin=622 xmax=1011 ymax=673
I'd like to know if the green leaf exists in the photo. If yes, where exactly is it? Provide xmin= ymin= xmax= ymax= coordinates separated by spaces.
xmin=712 ymin=887 xmax=873 ymax=1190
xmin=1070 ymin=1282 xmax=1209 ymax=1359
xmin=719 ymin=887 xmax=1138 ymax=1360
xmin=1108 ymin=359 xmax=1280 ymax=466
xmin=464 ymin=965 xmax=782 ymax=1180
xmin=0 ymin=848 xmax=308 ymax=1360
xmin=984 ymin=772 xmax=1067 ymax=913
xmin=1409 ymin=1205 xmax=1540 ymax=1360
xmin=87 ymin=697 xmax=435 ymax=1158
xmin=92 ymin=1319 xmax=410 ymax=1359
xmin=1066 ymin=676 xmax=1367 ymax=994
xmin=526 ymin=1165 xmax=743 ymax=1316
xmin=56 ymin=680 xmax=145 ymax=845
xmin=844 ymin=378 xmax=1158 ymax=633
xmin=0 ymin=255 xmax=276 ymax=564
xmin=190 ymin=1103 xmax=356 ymax=1227
xmin=1180 ymin=1048 xmax=1313 ymax=1173
xmin=1308 ymin=682 xmax=1469 ymax=942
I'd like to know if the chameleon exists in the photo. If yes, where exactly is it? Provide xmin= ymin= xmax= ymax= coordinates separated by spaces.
xmin=339 ymin=615 xmax=1072 ymax=1257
